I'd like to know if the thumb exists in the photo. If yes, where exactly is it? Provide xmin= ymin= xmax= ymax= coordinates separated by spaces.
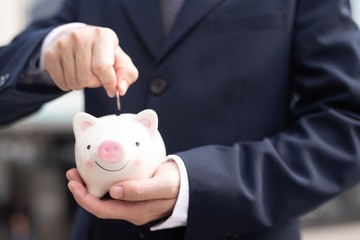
xmin=109 ymin=161 xmax=180 ymax=201
xmin=109 ymin=178 xmax=160 ymax=201
xmin=114 ymin=46 xmax=138 ymax=96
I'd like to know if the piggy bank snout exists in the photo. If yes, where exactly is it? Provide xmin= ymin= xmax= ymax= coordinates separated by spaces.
xmin=98 ymin=140 xmax=124 ymax=163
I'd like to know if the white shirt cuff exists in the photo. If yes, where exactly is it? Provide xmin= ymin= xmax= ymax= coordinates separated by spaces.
xmin=39 ymin=22 xmax=87 ymax=70
xmin=150 ymin=154 xmax=189 ymax=231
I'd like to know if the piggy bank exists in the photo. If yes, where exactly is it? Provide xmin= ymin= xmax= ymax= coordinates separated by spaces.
xmin=73 ymin=109 xmax=166 ymax=198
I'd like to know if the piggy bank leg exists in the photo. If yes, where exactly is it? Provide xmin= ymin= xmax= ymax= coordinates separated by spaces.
xmin=88 ymin=187 xmax=107 ymax=199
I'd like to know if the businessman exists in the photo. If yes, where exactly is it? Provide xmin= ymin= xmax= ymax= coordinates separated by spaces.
xmin=1 ymin=0 xmax=360 ymax=239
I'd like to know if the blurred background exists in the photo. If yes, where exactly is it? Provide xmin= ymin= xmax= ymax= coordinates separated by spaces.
xmin=0 ymin=0 xmax=360 ymax=239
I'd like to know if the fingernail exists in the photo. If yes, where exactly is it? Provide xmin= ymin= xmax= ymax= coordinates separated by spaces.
xmin=111 ymin=186 xmax=123 ymax=199
xmin=119 ymin=80 xmax=128 ymax=95
xmin=107 ymin=90 xmax=115 ymax=98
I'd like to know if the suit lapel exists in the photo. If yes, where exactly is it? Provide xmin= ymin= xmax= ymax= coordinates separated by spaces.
xmin=158 ymin=0 xmax=224 ymax=61
xmin=121 ymin=0 xmax=165 ymax=58
xmin=122 ymin=0 xmax=224 ymax=61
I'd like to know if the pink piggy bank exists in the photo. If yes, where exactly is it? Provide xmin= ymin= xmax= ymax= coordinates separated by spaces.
xmin=73 ymin=109 xmax=166 ymax=198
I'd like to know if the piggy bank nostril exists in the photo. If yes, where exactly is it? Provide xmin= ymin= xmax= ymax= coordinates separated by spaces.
xmin=98 ymin=140 xmax=124 ymax=163
xmin=103 ymin=146 xmax=111 ymax=153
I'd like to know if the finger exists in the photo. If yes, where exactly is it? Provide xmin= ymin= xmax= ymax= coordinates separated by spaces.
xmin=44 ymin=46 xmax=67 ymax=90
xmin=109 ymin=162 xmax=180 ymax=201
xmin=57 ymin=38 xmax=78 ymax=90
xmin=91 ymin=28 xmax=118 ymax=97
xmin=68 ymin=180 xmax=106 ymax=216
xmin=73 ymin=31 xmax=101 ymax=89
xmin=66 ymin=168 xmax=84 ymax=184
xmin=68 ymin=180 xmax=132 ymax=219
xmin=109 ymin=179 xmax=165 ymax=201
xmin=114 ymin=46 xmax=139 ymax=96
xmin=69 ymin=182 xmax=174 ymax=224
xmin=69 ymin=180 xmax=176 ymax=224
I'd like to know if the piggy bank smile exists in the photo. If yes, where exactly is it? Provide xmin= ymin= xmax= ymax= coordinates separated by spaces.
xmin=95 ymin=159 xmax=129 ymax=172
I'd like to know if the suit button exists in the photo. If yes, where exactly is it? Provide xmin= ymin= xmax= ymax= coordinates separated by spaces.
xmin=138 ymin=232 xmax=146 ymax=239
xmin=0 ymin=73 xmax=10 ymax=87
xmin=150 ymin=78 xmax=167 ymax=95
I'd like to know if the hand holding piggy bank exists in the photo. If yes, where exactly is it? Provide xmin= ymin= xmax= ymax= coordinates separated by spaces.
xmin=73 ymin=109 xmax=166 ymax=198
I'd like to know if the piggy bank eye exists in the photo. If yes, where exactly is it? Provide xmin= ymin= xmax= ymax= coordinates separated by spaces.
xmin=87 ymin=145 xmax=91 ymax=150
xmin=135 ymin=142 xmax=140 ymax=147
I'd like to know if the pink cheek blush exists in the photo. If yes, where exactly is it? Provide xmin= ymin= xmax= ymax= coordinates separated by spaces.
xmin=133 ymin=159 xmax=142 ymax=168
xmin=86 ymin=160 xmax=95 ymax=168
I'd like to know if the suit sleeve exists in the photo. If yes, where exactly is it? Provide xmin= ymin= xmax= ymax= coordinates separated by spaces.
xmin=178 ymin=1 xmax=360 ymax=239
xmin=0 ymin=0 xmax=78 ymax=126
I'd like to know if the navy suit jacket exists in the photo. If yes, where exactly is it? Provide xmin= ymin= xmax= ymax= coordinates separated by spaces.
xmin=1 ymin=0 xmax=360 ymax=239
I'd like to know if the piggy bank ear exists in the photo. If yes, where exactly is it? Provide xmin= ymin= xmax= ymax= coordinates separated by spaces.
xmin=135 ymin=109 xmax=158 ymax=135
xmin=73 ymin=112 xmax=98 ymax=138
